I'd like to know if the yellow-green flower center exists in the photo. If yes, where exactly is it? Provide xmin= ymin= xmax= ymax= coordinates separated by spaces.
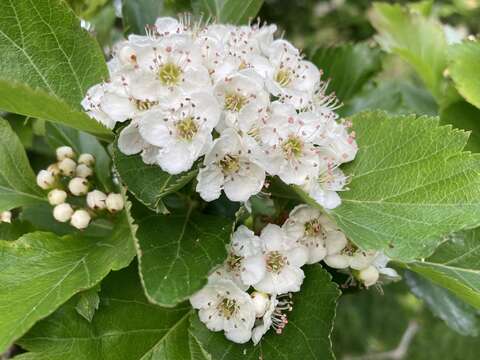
xmin=176 ymin=117 xmax=198 ymax=140
xmin=217 ymin=298 xmax=238 ymax=319
xmin=158 ymin=62 xmax=182 ymax=86
xmin=275 ymin=69 xmax=292 ymax=87
xmin=224 ymin=92 xmax=248 ymax=112
xmin=219 ymin=154 xmax=240 ymax=174
xmin=282 ymin=136 xmax=303 ymax=158
xmin=266 ymin=251 xmax=286 ymax=273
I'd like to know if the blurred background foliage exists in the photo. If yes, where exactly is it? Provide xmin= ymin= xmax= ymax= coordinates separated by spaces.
xmin=4 ymin=0 xmax=479 ymax=358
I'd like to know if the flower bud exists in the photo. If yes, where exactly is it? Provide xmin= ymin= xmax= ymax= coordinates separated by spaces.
xmin=36 ymin=170 xmax=55 ymax=190
xmin=48 ymin=189 xmax=67 ymax=205
xmin=251 ymin=291 xmax=270 ymax=317
xmin=68 ymin=177 xmax=89 ymax=196
xmin=357 ymin=266 xmax=379 ymax=288
xmin=76 ymin=164 xmax=93 ymax=178
xmin=47 ymin=163 xmax=61 ymax=177
xmin=58 ymin=158 xmax=77 ymax=177
xmin=78 ymin=153 xmax=95 ymax=166
xmin=1 ymin=211 xmax=12 ymax=223
xmin=106 ymin=193 xmax=124 ymax=213
xmin=56 ymin=146 xmax=76 ymax=161
xmin=53 ymin=203 xmax=74 ymax=222
xmin=70 ymin=209 xmax=91 ymax=230
xmin=87 ymin=190 xmax=107 ymax=210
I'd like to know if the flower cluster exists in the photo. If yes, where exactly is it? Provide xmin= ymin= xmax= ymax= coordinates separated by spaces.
xmin=190 ymin=204 xmax=398 ymax=344
xmin=82 ymin=17 xmax=357 ymax=209
xmin=36 ymin=146 xmax=124 ymax=229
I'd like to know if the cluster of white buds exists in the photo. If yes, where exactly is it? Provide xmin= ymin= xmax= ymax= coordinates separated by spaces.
xmin=82 ymin=17 xmax=357 ymax=209
xmin=0 ymin=211 xmax=12 ymax=223
xmin=190 ymin=204 xmax=398 ymax=344
xmin=36 ymin=146 xmax=125 ymax=230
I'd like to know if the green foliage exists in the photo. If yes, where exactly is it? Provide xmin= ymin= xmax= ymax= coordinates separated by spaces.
xmin=192 ymin=0 xmax=264 ymax=24
xmin=448 ymin=40 xmax=480 ymax=109
xmin=0 ymin=0 xmax=110 ymax=136
xmin=406 ymin=228 xmax=480 ymax=309
xmin=0 ymin=199 xmax=136 ymax=352
xmin=75 ymin=286 xmax=101 ymax=322
xmin=329 ymin=111 xmax=480 ymax=261
xmin=311 ymin=43 xmax=383 ymax=102
xmin=0 ymin=118 xmax=46 ymax=212
xmin=190 ymin=265 xmax=340 ymax=359
xmin=440 ymin=100 xmax=480 ymax=153
xmin=113 ymin=139 xmax=197 ymax=211
xmin=134 ymin=205 xmax=233 ymax=306
xmin=15 ymin=266 xmax=195 ymax=360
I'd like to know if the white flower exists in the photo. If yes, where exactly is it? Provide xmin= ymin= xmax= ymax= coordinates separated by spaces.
xmin=106 ymin=193 xmax=124 ymax=213
xmin=197 ymin=129 xmax=265 ymax=202
xmin=71 ymin=209 xmax=91 ymax=230
xmin=314 ymin=121 xmax=357 ymax=164
xmin=301 ymin=161 xmax=348 ymax=210
xmin=324 ymin=237 xmax=376 ymax=271
xmin=53 ymin=203 xmax=74 ymax=222
xmin=252 ymin=293 xmax=292 ymax=345
xmin=213 ymin=71 xmax=269 ymax=132
xmin=263 ymin=40 xmax=320 ymax=108
xmin=282 ymin=204 xmax=339 ymax=264
xmin=257 ymin=103 xmax=321 ymax=185
xmin=76 ymin=164 xmax=93 ymax=178
xmin=137 ymin=92 xmax=220 ymax=174
xmin=1 ymin=211 xmax=12 ymax=223
xmin=224 ymin=225 xmax=265 ymax=286
xmin=253 ymin=224 xmax=308 ymax=294
xmin=78 ymin=153 xmax=95 ymax=166
xmin=58 ymin=158 xmax=77 ymax=177
xmin=56 ymin=146 xmax=76 ymax=161
xmin=86 ymin=190 xmax=107 ymax=210
xmin=190 ymin=277 xmax=256 ymax=344
xmin=48 ymin=189 xmax=67 ymax=206
xmin=36 ymin=170 xmax=56 ymax=190
xmin=68 ymin=177 xmax=89 ymax=196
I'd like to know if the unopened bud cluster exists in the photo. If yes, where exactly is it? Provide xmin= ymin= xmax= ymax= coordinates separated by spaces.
xmin=36 ymin=146 xmax=124 ymax=230
xmin=191 ymin=204 xmax=398 ymax=344
xmin=82 ymin=17 xmax=357 ymax=209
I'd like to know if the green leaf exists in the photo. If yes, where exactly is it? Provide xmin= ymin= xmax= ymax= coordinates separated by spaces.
xmin=328 ymin=111 xmax=480 ymax=261
xmin=192 ymin=0 xmax=264 ymax=25
xmin=0 ymin=220 xmax=35 ymax=241
xmin=113 ymin=139 xmax=197 ymax=211
xmin=0 ymin=198 xmax=136 ymax=352
xmin=310 ymin=43 xmax=382 ymax=102
xmin=0 ymin=0 xmax=110 ymax=136
xmin=122 ymin=0 xmax=191 ymax=35
xmin=0 ymin=118 xmax=46 ymax=212
xmin=405 ymin=270 xmax=479 ymax=336
xmin=45 ymin=123 xmax=113 ymax=191
xmin=15 ymin=266 xmax=199 ymax=360
xmin=448 ymin=40 xmax=480 ymax=109
xmin=405 ymin=228 xmax=480 ymax=309
xmin=75 ymin=285 xmax=101 ymax=322
xmin=441 ymin=100 xmax=480 ymax=153
xmin=369 ymin=2 xmax=447 ymax=100
xmin=190 ymin=265 xmax=340 ymax=359
xmin=341 ymin=79 xmax=438 ymax=117
xmin=134 ymin=205 xmax=233 ymax=307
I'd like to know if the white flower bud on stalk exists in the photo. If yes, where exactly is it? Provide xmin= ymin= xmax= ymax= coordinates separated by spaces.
xmin=251 ymin=291 xmax=270 ymax=318
xmin=70 ymin=209 xmax=91 ymax=229
xmin=87 ymin=190 xmax=107 ymax=210
xmin=48 ymin=189 xmax=67 ymax=205
xmin=53 ymin=203 xmax=74 ymax=222
xmin=357 ymin=266 xmax=380 ymax=288
xmin=36 ymin=170 xmax=56 ymax=190
xmin=68 ymin=177 xmax=89 ymax=196
xmin=78 ymin=153 xmax=95 ymax=166
xmin=47 ymin=163 xmax=61 ymax=177
xmin=58 ymin=158 xmax=77 ymax=177
xmin=1 ymin=211 xmax=12 ymax=223
xmin=76 ymin=164 xmax=93 ymax=178
xmin=56 ymin=146 xmax=76 ymax=161
xmin=106 ymin=193 xmax=124 ymax=213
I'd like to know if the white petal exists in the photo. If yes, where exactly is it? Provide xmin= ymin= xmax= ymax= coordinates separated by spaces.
xmin=196 ymin=166 xmax=224 ymax=201
xmin=118 ymin=123 xmax=144 ymax=155
xmin=240 ymin=255 xmax=266 ymax=286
